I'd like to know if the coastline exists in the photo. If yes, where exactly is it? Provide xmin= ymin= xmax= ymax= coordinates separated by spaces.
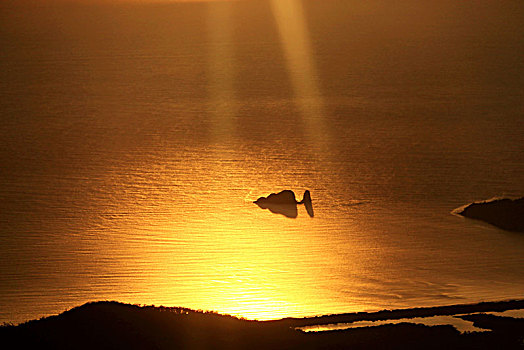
xmin=2 ymin=299 xmax=523 ymax=349
xmin=456 ymin=197 xmax=524 ymax=232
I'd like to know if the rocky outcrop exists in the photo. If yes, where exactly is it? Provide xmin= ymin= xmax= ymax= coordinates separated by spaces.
xmin=255 ymin=190 xmax=298 ymax=206
xmin=254 ymin=190 xmax=313 ymax=218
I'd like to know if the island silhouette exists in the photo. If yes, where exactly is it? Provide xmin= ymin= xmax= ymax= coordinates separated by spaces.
xmin=457 ymin=197 xmax=524 ymax=232
xmin=254 ymin=190 xmax=314 ymax=218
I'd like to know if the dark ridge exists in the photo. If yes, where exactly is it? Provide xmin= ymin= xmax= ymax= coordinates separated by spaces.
xmin=457 ymin=197 xmax=524 ymax=232
xmin=272 ymin=299 xmax=524 ymax=327
xmin=1 ymin=300 xmax=523 ymax=350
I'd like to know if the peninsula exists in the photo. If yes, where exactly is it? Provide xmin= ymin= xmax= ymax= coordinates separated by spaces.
xmin=457 ymin=197 xmax=524 ymax=232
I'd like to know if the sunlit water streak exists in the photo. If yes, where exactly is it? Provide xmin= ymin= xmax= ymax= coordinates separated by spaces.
xmin=0 ymin=0 xmax=523 ymax=324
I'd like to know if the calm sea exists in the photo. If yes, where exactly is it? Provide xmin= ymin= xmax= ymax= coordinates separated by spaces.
xmin=1 ymin=0 xmax=523 ymax=324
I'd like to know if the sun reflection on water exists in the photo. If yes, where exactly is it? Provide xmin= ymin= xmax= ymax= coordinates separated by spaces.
xmin=95 ymin=145 xmax=366 ymax=321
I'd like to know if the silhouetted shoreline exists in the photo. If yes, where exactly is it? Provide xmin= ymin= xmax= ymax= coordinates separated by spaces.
xmin=457 ymin=197 xmax=524 ymax=232
xmin=2 ymin=299 xmax=523 ymax=349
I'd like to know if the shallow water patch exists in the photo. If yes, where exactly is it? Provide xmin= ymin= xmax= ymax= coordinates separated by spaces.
xmin=487 ymin=309 xmax=524 ymax=318
xmin=297 ymin=315 xmax=489 ymax=333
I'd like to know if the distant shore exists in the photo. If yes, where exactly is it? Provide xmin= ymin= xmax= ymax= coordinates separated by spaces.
xmin=2 ymin=299 xmax=523 ymax=349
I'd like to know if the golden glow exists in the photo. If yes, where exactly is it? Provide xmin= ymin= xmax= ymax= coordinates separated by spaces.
xmin=160 ymin=1 xmax=336 ymax=320
xmin=103 ymin=160 xmax=324 ymax=320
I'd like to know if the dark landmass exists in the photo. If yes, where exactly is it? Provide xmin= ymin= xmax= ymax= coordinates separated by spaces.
xmin=457 ymin=197 xmax=524 ymax=232
xmin=273 ymin=299 xmax=524 ymax=327
xmin=2 ymin=300 xmax=523 ymax=349
xmin=458 ymin=313 xmax=524 ymax=335
xmin=254 ymin=190 xmax=314 ymax=218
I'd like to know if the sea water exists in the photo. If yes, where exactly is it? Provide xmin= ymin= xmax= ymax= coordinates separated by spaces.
xmin=0 ymin=0 xmax=523 ymax=324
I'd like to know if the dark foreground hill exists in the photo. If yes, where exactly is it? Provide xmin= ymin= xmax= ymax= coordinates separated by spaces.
xmin=1 ymin=300 xmax=523 ymax=349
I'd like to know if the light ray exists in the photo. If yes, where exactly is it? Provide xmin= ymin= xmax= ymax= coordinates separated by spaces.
xmin=207 ymin=1 xmax=236 ymax=143
xmin=270 ymin=0 xmax=329 ymax=154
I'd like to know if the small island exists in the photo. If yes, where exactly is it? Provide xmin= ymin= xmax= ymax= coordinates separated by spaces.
xmin=457 ymin=197 xmax=524 ymax=232
xmin=254 ymin=190 xmax=314 ymax=218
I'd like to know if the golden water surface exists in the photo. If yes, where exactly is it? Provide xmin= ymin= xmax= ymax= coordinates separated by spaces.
xmin=0 ymin=0 xmax=523 ymax=323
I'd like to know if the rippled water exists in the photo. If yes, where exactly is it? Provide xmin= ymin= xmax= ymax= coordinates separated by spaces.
xmin=1 ymin=0 xmax=523 ymax=324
